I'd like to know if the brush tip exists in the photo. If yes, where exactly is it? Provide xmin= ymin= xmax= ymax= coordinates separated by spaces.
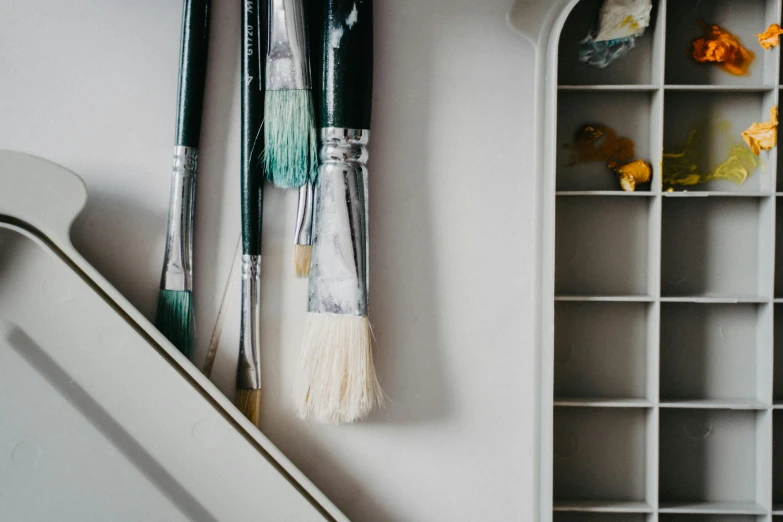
xmin=156 ymin=289 xmax=194 ymax=358
xmin=263 ymin=90 xmax=318 ymax=188
xmin=236 ymin=388 xmax=263 ymax=427
xmin=294 ymin=244 xmax=312 ymax=278
xmin=295 ymin=314 xmax=385 ymax=424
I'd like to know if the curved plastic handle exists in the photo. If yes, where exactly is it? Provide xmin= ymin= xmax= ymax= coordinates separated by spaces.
xmin=507 ymin=0 xmax=573 ymax=46
xmin=0 ymin=150 xmax=87 ymax=244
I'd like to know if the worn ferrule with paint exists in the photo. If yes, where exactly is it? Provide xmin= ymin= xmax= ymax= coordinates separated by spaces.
xmin=266 ymin=0 xmax=310 ymax=91
xmin=160 ymin=145 xmax=197 ymax=292
xmin=294 ymin=182 xmax=315 ymax=246
xmin=237 ymin=255 xmax=263 ymax=390
xmin=308 ymin=127 xmax=370 ymax=317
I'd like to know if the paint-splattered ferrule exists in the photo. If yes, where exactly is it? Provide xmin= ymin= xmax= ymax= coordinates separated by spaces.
xmin=308 ymin=127 xmax=369 ymax=317
xmin=161 ymin=146 xmax=197 ymax=292
xmin=266 ymin=0 xmax=311 ymax=91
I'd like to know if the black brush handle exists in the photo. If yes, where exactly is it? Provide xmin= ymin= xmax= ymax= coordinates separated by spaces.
xmin=175 ymin=0 xmax=211 ymax=148
xmin=242 ymin=0 xmax=267 ymax=255
xmin=318 ymin=0 xmax=373 ymax=130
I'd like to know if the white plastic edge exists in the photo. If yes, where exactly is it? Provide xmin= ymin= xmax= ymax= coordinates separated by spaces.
xmin=0 ymin=150 xmax=349 ymax=522
xmin=506 ymin=2 xmax=580 ymax=521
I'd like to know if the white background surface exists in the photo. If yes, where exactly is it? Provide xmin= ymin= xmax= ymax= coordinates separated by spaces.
xmin=0 ymin=0 xmax=538 ymax=520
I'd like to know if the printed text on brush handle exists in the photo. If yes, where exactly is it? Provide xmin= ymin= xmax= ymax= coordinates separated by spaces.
xmin=318 ymin=0 xmax=373 ymax=129
xmin=242 ymin=0 xmax=266 ymax=255
xmin=175 ymin=0 xmax=211 ymax=148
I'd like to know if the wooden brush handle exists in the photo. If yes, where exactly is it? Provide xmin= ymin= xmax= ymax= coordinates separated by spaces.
xmin=175 ymin=0 xmax=211 ymax=148
xmin=242 ymin=0 xmax=266 ymax=255
xmin=317 ymin=0 xmax=373 ymax=130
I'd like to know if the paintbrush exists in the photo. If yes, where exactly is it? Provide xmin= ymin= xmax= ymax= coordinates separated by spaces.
xmin=293 ymin=182 xmax=314 ymax=277
xmin=236 ymin=0 xmax=267 ymax=426
xmin=263 ymin=0 xmax=317 ymax=189
xmin=264 ymin=0 xmax=318 ymax=277
xmin=295 ymin=0 xmax=383 ymax=424
xmin=156 ymin=0 xmax=211 ymax=358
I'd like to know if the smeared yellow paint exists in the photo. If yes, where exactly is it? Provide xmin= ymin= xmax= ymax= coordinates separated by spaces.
xmin=662 ymin=120 xmax=760 ymax=189
xmin=620 ymin=15 xmax=640 ymax=31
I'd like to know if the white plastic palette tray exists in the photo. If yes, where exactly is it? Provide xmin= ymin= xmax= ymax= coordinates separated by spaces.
xmin=511 ymin=0 xmax=783 ymax=520
xmin=0 ymin=151 xmax=347 ymax=521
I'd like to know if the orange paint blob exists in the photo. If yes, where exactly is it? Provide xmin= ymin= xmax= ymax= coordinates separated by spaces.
xmin=570 ymin=124 xmax=635 ymax=166
xmin=757 ymin=23 xmax=783 ymax=49
xmin=742 ymin=106 xmax=778 ymax=156
xmin=609 ymin=159 xmax=652 ymax=192
xmin=691 ymin=22 xmax=755 ymax=76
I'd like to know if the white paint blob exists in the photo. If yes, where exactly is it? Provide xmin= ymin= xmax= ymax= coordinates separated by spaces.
xmin=330 ymin=26 xmax=344 ymax=48
xmin=346 ymin=4 xmax=358 ymax=28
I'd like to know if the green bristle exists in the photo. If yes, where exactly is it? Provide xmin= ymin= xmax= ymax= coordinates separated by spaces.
xmin=156 ymin=289 xmax=194 ymax=358
xmin=263 ymin=89 xmax=318 ymax=188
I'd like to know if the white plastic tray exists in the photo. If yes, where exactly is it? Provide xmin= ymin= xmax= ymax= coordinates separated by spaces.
xmin=0 ymin=150 xmax=348 ymax=521
xmin=511 ymin=0 xmax=783 ymax=520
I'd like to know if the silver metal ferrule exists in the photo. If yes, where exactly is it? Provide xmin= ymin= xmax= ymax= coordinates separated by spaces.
xmin=237 ymin=255 xmax=263 ymax=390
xmin=294 ymin=182 xmax=314 ymax=246
xmin=160 ymin=145 xmax=197 ymax=291
xmin=266 ymin=0 xmax=310 ymax=91
xmin=308 ymin=128 xmax=370 ymax=317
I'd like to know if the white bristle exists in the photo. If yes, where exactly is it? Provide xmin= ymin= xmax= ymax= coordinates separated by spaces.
xmin=295 ymin=313 xmax=385 ymax=424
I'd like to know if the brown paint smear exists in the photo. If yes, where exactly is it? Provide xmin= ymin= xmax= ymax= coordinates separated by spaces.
xmin=570 ymin=124 xmax=635 ymax=166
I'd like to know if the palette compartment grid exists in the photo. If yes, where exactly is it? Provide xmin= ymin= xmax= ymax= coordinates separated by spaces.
xmin=550 ymin=0 xmax=783 ymax=520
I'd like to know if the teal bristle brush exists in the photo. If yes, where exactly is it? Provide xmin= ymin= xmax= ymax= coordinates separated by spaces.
xmin=156 ymin=0 xmax=211 ymax=358
xmin=264 ymin=0 xmax=318 ymax=277
xmin=295 ymin=0 xmax=383 ymax=423
xmin=236 ymin=0 xmax=266 ymax=427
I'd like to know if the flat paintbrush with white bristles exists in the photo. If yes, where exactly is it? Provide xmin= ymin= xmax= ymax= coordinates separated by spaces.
xmin=295 ymin=0 xmax=383 ymax=424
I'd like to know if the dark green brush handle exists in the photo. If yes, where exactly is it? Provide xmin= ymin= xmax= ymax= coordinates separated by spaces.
xmin=175 ymin=0 xmax=211 ymax=148
xmin=319 ymin=0 xmax=373 ymax=130
xmin=242 ymin=0 xmax=266 ymax=255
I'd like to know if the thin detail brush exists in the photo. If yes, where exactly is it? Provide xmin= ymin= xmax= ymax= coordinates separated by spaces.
xmin=236 ymin=0 xmax=267 ymax=426
xmin=291 ymin=0 xmax=324 ymax=278
xmin=295 ymin=0 xmax=384 ymax=424
xmin=263 ymin=0 xmax=317 ymax=189
xmin=293 ymin=182 xmax=314 ymax=277
xmin=157 ymin=0 xmax=211 ymax=358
